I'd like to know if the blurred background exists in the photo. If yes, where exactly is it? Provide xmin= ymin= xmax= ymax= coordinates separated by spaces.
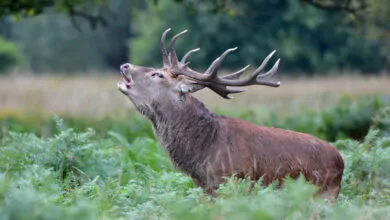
xmin=0 ymin=0 xmax=389 ymax=139
xmin=1 ymin=1 xmax=390 ymax=218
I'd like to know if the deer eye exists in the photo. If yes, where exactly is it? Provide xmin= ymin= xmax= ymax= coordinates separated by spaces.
xmin=152 ymin=72 xmax=164 ymax=78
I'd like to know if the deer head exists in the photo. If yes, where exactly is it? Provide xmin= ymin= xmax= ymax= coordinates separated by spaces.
xmin=117 ymin=28 xmax=281 ymax=118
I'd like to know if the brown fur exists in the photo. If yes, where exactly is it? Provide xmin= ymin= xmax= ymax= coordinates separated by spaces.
xmin=153 ymin=95 xmax=344 ymax=199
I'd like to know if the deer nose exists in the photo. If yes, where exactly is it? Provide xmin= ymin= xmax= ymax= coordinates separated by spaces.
xmin=120 ymin=63 xmax=131 ymax=75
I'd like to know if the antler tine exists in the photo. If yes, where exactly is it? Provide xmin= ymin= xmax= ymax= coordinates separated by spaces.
xmin=170 ymin=47 xmax=239 ymax=80
xmin=250 ymin=50 xmax=276 ymax=78
xmin=195 ymin=80 xmax=244 ymax=99
xmin=181 ymin=48 xmax=200 ymax=64
xmin=161 ymin=28 xmax=171 ymax=67
xmin=210 ymin=54 xmax=280 ymax=87
xmin=255 ymin=58 xmax=281 ymax=87
xmin=205 ymin=47 xmax=238 ymax=78
xmin=257 ymin=58 xmax=280 ymax=79
xmin=175 ymin=49 xmax=281 ymax=87
xmin=225 ymin=49 xmax=279 ymax=86
xmin=208 ymin=85 xmax=244 ymax=99
xmin=169 ymin=29 xmax=188 ymax=67
xmin=222 ymin=65 xmax=250 ymax=80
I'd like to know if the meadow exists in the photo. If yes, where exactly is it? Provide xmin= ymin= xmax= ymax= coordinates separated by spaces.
xmin=0 ymin=73 xmax=390 ymax=219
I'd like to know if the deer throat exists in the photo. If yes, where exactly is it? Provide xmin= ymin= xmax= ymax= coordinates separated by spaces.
xmin=150 ymin=97 xmax=220 ymax=173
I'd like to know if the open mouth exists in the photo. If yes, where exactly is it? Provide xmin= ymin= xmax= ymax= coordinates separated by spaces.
xmin=120 ymin=69 xmax=132 ymax=88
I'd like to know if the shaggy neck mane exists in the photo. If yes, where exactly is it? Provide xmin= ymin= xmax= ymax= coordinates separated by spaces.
xmin=148 ymin=94 xmax=219 ymax=170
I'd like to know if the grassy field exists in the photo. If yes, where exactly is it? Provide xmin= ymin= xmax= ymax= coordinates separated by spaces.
xmin=1 ymin=73 xmax=389 ymax=118
xmin=0 ymin=73 xmax=390 ymax=219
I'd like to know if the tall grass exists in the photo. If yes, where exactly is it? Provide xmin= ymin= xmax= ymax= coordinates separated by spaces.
xmin=1 ymin=74 xmax=389 ymax=118
xmin=2 ymin=94 xmax=388 ymax=142
xmin=1 ymin=121 xmax=390 ymax=219
xmin=0 ymin=93 xmax=390 ymax=219
xmin=1 ymin=73 xmax=390 ymax=219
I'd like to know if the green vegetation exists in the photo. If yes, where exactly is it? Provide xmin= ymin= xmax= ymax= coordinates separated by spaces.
xmin=0 ymin=94 xmax=390 ymax=219
xmin=0 ymin=37 xmax=25 ymax=73
xmin=266 ymin=95 xmax=390 ymax=141
xmin=2 ymin=95 xmax=388 ymax=142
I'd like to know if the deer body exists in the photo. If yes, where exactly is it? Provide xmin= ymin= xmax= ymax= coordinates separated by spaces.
xmin=146 ymin=94 xmax=344 ymax=198
xmin=117 ymin=28 xmax=344 ymax=200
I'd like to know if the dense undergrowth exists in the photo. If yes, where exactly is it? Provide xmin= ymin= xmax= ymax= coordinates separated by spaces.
xmin=1 ymin=95 xmax=389 ymax=142
xmin=0 ymin=94 xmax=390 ymax=219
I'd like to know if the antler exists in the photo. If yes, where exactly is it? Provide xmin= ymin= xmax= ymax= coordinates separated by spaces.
xmin=161 ymin=28 xmax=171 ymax=67
xmin=160 ymin=28 xmax=281 ymax=99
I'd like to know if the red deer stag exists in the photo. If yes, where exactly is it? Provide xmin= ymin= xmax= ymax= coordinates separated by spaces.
xmin=117 ymin=28 xmax=344 ymax=201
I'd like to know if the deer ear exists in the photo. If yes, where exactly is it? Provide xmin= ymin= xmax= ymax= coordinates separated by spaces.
xmin=174 ymin=81 xmax=204 ymax=94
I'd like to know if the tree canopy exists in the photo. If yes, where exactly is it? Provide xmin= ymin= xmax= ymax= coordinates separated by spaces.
xmin=1 ymin=0 xmax=388 ymax=29
xmin=130 ymin=0 xmax=389 ymax=74
xmin=0 ymin=0 xmax=388 ymax=74
xmin=0 ymin=0 xmax=110 ymax=29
